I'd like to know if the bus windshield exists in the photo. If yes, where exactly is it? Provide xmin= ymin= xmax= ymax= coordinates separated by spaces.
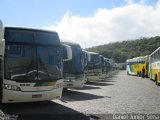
xmin=88 ymin=54 xmax=100 ymax=65
xmin=4 ymin=28 xmax=62 ymax=82
xmin=88 ymin=54 xmax=101 ymax=70
xmin=63 ymin=46 xmax=83 ymax=74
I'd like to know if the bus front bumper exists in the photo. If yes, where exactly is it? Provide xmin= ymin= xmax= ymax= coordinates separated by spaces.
xmin=99 ymin=73 xmax=107 ymax=80
xmin=63 ymin=79 xmax=85 ymax=88
xmin=2 ymin=87 xmax=63 ymax=103
xmin=87 ymin=75 xmax=100 ymax=81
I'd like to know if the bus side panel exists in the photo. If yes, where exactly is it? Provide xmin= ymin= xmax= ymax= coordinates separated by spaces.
xmin=63 ymin=74 xmax=85 ymax=88
xmin=158 ymin=72 xmax=160 ymax=82
xmin=151 ymin=68 xmax=158 ymax=80
xmin=133 ymin=63 xmax=146 ymax=76
xmin=151 ymin=62 xmax=160 ymax=81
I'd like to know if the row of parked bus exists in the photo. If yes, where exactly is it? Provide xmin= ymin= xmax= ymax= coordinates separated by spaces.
xmin=126 ymin=47 xmax=160 ymax=85
xmin=0 ymin=20 xmax=117 ymax=103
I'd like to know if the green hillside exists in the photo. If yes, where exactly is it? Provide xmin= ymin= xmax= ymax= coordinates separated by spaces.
xmin=86 ymin=36 xmax=160 ymax=63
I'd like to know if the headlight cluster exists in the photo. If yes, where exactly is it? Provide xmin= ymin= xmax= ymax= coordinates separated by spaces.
xmin=64 ymin=79 xmax=75 ymax=82
xmin=55 ymin=83 xmax=63 ymax=89
xmin=4 ymin=84 xmax=21 ymax=91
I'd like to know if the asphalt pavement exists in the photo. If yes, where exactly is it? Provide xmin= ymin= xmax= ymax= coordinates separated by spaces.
xmin=1 ymin=70 xmax=160 ymax=120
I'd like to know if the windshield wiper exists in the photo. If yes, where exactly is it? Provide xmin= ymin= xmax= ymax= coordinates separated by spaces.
xmin=38 ymin=55 xmax=51 ymax=80
xmin=25 ymin=59 xmax=35 ymax=79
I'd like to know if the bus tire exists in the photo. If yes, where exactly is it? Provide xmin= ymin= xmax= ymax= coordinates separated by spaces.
xmin=63 ymin=88 xmax=68 ymax=91
xmin=137 ymin=71 xmax=139 ymax=76
xmin=155 ymin=75 xmax=158 ymax=85
xmin=139 ymin=71 xmax=142 ymax=77
xmin=150 ymin=76 xmax=152 ymax=80
xmin=156 ymin=75 xmax=160 ymax=86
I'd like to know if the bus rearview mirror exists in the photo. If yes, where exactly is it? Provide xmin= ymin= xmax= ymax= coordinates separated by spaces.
xmin=88 ymin=54 xmax=91 ymax=62
xmin=62 ymin=44 xmax=72 ymax=61
xmin=0 ymin=39 xmax=5 ymax=56
xmin=0 ymin=20 xmax=4 ymax=56
xmin=0 ymin=20 xmax=3 ymax=42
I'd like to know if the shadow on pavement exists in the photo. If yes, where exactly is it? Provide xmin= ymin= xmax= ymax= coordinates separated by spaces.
xmin=86 ymin=81 xmax=114 ymax=86
xmin=74 ymin=85 xmax=101 ymax=90
xmin=0 ymin=101 xmax=90 ymax=120
xmin=106 ymin=75 xmax=118 ymax=79
xmin=61 ymin=90 xmax=104 ymax=102
xmin=104 ymin=76 xmax=118 ymax=81
xmin=101 ymin=80 xmax=117 ymax=82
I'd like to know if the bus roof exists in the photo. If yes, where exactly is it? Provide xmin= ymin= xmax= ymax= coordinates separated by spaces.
xmin=4 ymin=27 xmax=61 ymax=46
xmin=82 ymin=49 xmax=88 ymax=52
xmin=61 ymin=39 xmax=81 ymax=48
xmin=127 ymin=55 xmax=150 ymax=62
xmin=150 ymin=47 xmax=160 ymax=56
xmin=126 ymin=56 xmax=146 ymax=62
xmin=104 ymin=58 xmax=109 ymax=60
xmin=87 ymin=51 xmax=99 ymax=55
xmin=99 ymin=55 xmax=104 ymax=57
xmin=5 ymin=26 xmax=58 ymax=34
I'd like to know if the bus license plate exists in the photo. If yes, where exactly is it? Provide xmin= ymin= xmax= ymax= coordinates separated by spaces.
xmin=32 ymin=94 xmax=42 ymax=98
xmin=67 ymin=84 xmax=73 ymax=87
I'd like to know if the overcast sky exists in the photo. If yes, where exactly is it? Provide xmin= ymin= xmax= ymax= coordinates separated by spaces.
xmin=1 ymin=0 xmax=160 ymax=48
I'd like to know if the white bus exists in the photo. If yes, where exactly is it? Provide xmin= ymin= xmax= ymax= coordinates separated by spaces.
xmin=82 ymin=50 xmax=88 ymax=83
xmin=149 ymin=47 xmax=160 ymax=85
xmin=0 ymin=21 xmax=69 ymax=103
xmin=86 ymin=52 xmax=102 ymax=81
xmin=99 ymin=55 xmax=106 ymax=80
xmin=61 ymin=41 xmax=85 ymax=88
xmin=126 ymin=56 xmax=149 ymax=77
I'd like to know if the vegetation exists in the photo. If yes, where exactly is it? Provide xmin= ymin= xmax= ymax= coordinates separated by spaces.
xmin=86 ymin=36 xmax=160 ymax=63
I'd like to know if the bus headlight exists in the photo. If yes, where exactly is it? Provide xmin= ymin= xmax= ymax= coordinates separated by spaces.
xmin=55 ymin=83 xmax=63 ymax=89
xmin=4 ymin=84 xmax=21 ymax=91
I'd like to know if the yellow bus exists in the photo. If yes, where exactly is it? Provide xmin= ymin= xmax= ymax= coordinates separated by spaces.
xmin=149 ymin=47 xmax=160 ymax=85
xmin=126 ymin=56 xmax=149 ymax=77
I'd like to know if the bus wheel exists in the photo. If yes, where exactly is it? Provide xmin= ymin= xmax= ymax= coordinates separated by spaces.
xmin=156 ymin=76 xmax=160 ymax=86
xmin=155 ymin=75 xmax=159 ymax=86
xmin=63 ymin=88 xmax=68 ymax=91
xmin=137 ymin=71 xmax=139 ymax=76
xmin=139 ymin=71 xmax=142 ymax=77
